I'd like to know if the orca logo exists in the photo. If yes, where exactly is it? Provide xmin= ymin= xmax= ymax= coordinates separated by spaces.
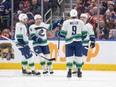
xmin=38 ymin=29 xmax=45 ymax=36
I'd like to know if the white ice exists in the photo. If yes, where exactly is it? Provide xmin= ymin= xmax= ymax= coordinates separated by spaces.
xmin=0 ymin=70 xmax=116 ymax=87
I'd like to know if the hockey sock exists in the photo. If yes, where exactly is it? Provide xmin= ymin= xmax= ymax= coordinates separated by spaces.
xmin=66 ymin=62 xmax=73 ymax=69
xmin=82 ymin=55 xmax=87 ymax=66
xmin=21 ymin=60 xmax=28 ymax=70
xmin=75 ymin=56 xmax=83 ymax=69
xmin=73 ymin=61 xmax=77 ymax=70
xmin=29 ymin=63 xmax=35 ymax=70
xmin=47 ymin=61 xmax=52 ymax=69
xmin=47 ymin=61 xmax=53 ymax=72
xmin=27 ymin=58 xmax=35 ymax=71
xmin=76 ymin=63 xmax=83 ymax=69
xmin=40 ymin=61 xmax=47 ymax=70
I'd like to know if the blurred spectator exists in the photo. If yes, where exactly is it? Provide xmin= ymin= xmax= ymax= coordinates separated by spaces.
xmin=0 ymin=0 xmax=10 ymax=15
xmin=0 ymin=0 xmax=11 ymax=32
xmin=16 ymin=1 xmax=25 ymax=14
xmin=9 ymin=0 xmax=116 ymax=40
xmin=49 ymin=0 xmax=61 ymax=9
xmin=97 ymin=20 xmax=110 ymax=39
xmin=44 ymin=0 xmax=61 ymax=13
xmin=109 ymin=28 xmax=116 ymax=39
xmin=109 ymin=19 xmax=116 ymax=39
xmin=29 ymin=0 xmax=41 ymax=15
xmin=88 ymin=0 xmax=97 ymax=9
xmin=24 ymin=0 xmax=31 ymax=7
xmin=89 ymin=6 xmax=98 ymax=15
xmin=89 ymin=6 xmax=104 ymax=38
xmin=0 ymin=28 xmax=11 ymax=38
xmin=106 ymin=1 xmax=114 ymax=13
xmin=104 ymin=12 xmax=115 ymax=29
xmin=22 ymin=5 xmax=34 ymax=28
xmin=74 ymin=0 xmax=85 ymax=17
xmin=105 ymin=15 xmax=116 ymax=39
xmin=14 ymin=0 xmax=31 ymax=13
xmin=99 ymin=1 xmax=107 ymax=14
xmin=44 ymin=0 xmax=50 ymax=14
xmin=75 ymin=0 xmax=116 ymax=39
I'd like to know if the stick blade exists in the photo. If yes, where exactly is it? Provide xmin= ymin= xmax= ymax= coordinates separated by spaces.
xmin=49 ymin=58 xmax=56 ymax=61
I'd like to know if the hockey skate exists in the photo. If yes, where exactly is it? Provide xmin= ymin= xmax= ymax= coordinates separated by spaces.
xmin=32 ymin=70 xmax=41 ymax=75
xmin=22 ymin=68 xmax=32 ymax=75
xmin=43 ymin=69 xmax=48 ymax=75
xmin=49 ymin=69 xmax=54 ymax=74
xmin=77 ymin=68 xmax=82 ymax=78
xmin=72 ymin=68 xmax=78 ymax=74
xmin=67 ymin=69 xmax=72 ymax=78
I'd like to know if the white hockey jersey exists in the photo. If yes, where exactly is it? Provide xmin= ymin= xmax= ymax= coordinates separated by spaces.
xmin=82 ymin=23 xmax=95 ymax=46
xmin=29 ymin=22 xmax=52 ymax=46
xmin=60 ymin=18 xmax=87 ymax=44
xmin=15 ymin=22 xmax=29 ymax=47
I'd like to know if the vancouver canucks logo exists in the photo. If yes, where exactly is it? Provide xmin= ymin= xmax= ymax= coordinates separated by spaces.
xmin=38 ymin=29 xmax=45 ymax=36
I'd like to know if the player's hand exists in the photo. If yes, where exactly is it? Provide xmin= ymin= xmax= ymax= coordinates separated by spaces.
xmin=55 ymin=30 xmax=60 ymax=38
xmin=36 ymin=37 xmax=43 ymax=43
xmin=23 ymin=45 xmax=30 ymax=50
xmin=90 ymin=42 xmax=95 ymax=48
xmin=60 ymin=17 xmax=65 ymax=25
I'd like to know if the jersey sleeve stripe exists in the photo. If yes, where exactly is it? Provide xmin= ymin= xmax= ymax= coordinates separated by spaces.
xmin=60 ymin=30 xmax=67 ymax=36
xmin=16 ymin=34 xmax=23 ymax=39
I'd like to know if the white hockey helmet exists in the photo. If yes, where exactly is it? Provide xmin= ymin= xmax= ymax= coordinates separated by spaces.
xmin=70 ymin=9 xmax=78 ymax=17
xmin=18 ymin=13 xmax=28 ymax=21
xmin=34 ymin=14 xmax=42 ymax=20
xmin=80 ymin=13 xmax=88 ymax=19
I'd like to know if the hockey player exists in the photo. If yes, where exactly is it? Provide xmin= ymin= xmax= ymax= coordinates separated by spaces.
xmin=80 ymin=13 xmax=95 ymax=65
xmin=15 ymin=13 xmax=41 ymax=75
xmin=73 ymin=13 xmax=95 ymax=74
xmin=56 ymin=9 xmax=87 ymax=78
xmin=29 ymin=14 xmax=54 ymax=75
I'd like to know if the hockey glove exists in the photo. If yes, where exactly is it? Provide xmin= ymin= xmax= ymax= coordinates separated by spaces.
xmin=55 ymin=30 xmax=60 ymax=38
xmin=36 ymin=37 xmax=43 ymax=43
xmin=90 ymin=42 xmax=95 ymax=48
xmin=55 ymin=30 xmax=65 ymax=39
xmin=23 ymin=45 xmax=30 ymax=50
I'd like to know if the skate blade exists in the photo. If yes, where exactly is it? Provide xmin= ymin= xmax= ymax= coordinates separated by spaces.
xmin=78 ymin=78 xmax=82 ymax=81
xmin=32 ymin=74 xmax=41 ymax=77
xmin=22 ymin=74 xmax=32 ymax=76
xmin=78 ymin=77 xmax=82 ymax=81
xmin=43 ymin=73 xmax=49 ymax=76
xmin=72 ymin=72 xmax=77 ymax=74
xmin=67 ymin=77 xmax=72 ymax=80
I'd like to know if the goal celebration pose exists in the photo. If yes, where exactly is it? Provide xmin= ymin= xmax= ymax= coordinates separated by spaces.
xmin=29 ymin=14 xmax=55 ymax=75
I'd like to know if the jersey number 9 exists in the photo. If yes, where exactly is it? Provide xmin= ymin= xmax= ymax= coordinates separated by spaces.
xmin=72 ymin=26 xmax=77 ymax=35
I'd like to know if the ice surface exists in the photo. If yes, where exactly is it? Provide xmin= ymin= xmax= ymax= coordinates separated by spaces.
xmin=0 ymin=70 xmax=116 ymax=87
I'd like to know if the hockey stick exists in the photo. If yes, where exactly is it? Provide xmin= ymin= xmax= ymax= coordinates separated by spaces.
xmin=84 ymin=47 xmax=92 ymax=51
xmin=57 ymin=12 xmax=65 ymax=56
xmin=1 ymin=35 xmax=55 ymax=61
xmin=30 ymin=50 xmax=55 ymax=61
xmin=57 ymin=36 xmax=60 ymax=56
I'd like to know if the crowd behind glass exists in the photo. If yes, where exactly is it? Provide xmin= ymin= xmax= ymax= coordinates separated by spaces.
xmin=0 ymin=0 xmax=116 ymax=39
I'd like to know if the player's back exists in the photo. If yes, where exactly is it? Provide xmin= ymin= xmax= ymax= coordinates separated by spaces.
xmin=62 ymin=18 xmax=84 ymax=38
